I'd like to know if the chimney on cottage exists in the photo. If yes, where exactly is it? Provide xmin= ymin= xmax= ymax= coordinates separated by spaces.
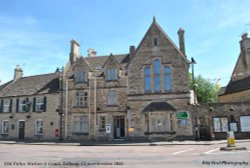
xmin=177 ymin=28 xmax=186 ymax=56
xmin=129 ymin=45 xmax=136 ymax=59
xmin=240 ymin=33 xmax=250 ymax=72
xmin=70 ymin=39 xmax=80 ymax=64
xmin=14 ymin=65 xmax=23 ymax=80
xmin=87 ymin=48 xmax=97 ymax=57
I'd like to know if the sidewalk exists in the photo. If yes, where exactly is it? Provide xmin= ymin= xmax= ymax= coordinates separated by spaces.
xmin=0 ymin=139 xmax=250 ymax=146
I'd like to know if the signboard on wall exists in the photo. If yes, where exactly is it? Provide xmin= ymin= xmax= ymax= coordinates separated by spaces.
xmin=213 ymin=117 xmax=228 ymax=132
xmin=221 ymin=118 xmax=228 ymax=132
xmin=240 ymin=116 xmax=250 ymax=132
xmin=213 ymin=118 xmax=221 ymax=132
xmin=229 ymin=122 xmax=238 ymax=132
xmin=105 ymin=124 xmax=111 ymax=133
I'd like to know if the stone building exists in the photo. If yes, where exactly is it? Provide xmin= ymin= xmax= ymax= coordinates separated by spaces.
xmin=63 ymin=18 xmax=194 ymax=141
xmin=219 ymin=33 xmax=250 ymax=102
xmin=196 ymin=33 xmax=250 ymax=140
xmin=0 ymin=66 xmax=61 ymax=140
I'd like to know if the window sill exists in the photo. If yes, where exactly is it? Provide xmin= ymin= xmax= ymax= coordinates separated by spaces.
xmin=1 ymin=133 xmax=9 ymax=136
xmin=106 ymin=105 xmax=118 ymax=107
xmin=105 ymin=80 xmax=118 ymax=82
xmin=75 ymin=81 xmax=88 ymax=84
xmin=144 ymin=131 xmax=176 ymax=135
xmin=72 ymin=132 xmax=89 ymax=136
xmin=73 ymin=106 xmax=88 ymax=108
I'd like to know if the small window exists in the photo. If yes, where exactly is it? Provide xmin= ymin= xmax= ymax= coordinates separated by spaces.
xmin=75 ymin=91 xmax=88 ymax=107
xmin=75 ymin=70 xmax=86 ymax=83
xmin=73 ymin=116 xmax=89 ymax=133
xmin=248 ymin=41 xmax=250 ymax=48
xmin=99 ymin=116 xmax=106 ymax=130
xmin=35 ymin=120 xmax=43 ymax=135
xmin=153 ymin=37 xmax=159 ymax=46
xmin=2 ymin=120 xmax=9 ymax=134
xmin=35 ymin=98 xmax=44 ymax=112
xmin=107 ymin=90 xmax=117 ymax=105
xmin=19 ymin=98 xmax=29 ymax=112
xmin=3 ymin=100 xmax=11 ymax=113
xmin=106 ymin=68 xmax=118 ymax=81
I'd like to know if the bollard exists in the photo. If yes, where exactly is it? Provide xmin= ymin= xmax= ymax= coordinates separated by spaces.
xmin=227 ymin=131 xmax=235 ymax=147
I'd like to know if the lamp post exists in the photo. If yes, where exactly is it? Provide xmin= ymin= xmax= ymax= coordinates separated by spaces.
xmin=190 ymin=57 xmax=200 ymax=141
xmin=58 ymin=67 xmax=64 ymax=142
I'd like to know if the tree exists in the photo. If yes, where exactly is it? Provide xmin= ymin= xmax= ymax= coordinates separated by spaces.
xmin=189 ymin=74 xmax=220 ymax=103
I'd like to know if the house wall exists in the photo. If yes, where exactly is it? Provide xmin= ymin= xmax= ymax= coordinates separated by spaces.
xmin=0 ymin=93 xmax=60 ymax=140
xmin=219 ymin=90 xmax=250 ymax=102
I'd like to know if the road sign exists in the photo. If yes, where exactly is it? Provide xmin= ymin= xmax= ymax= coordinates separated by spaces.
xmin=176 ymin=112 xmax=190 ymax=119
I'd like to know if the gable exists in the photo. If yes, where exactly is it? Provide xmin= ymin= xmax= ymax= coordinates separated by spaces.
xmin=132 ymin=20 xmax=189 ymax=65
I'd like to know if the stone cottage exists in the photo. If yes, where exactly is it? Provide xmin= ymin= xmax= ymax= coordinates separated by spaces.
xmin=0 ymin=66 xmax=61 ymax=140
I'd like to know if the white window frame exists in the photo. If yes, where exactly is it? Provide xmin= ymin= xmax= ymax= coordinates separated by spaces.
xmin=73 ymin=116 xmax=89 ymax=133
xmin=35 ymin=120 xmax=43 ymax=135
xmin=75 ymin=91 xmax=88 ymax=107
xmin=2 ymin=120 xmax=9 ymax=134
xmin=3 ymin=100 xmax=10 ymax=112
xmin=35 ymin=97 xmax=44 ymax=112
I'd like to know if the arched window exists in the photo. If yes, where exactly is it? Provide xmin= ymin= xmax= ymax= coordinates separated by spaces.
xmin=144 ymin=67 xmax=151 ymax=92
xmin=164 ymin=66 xmax=172 ymax=91
xmin=153 ymin=59 xmax=161 ymax=92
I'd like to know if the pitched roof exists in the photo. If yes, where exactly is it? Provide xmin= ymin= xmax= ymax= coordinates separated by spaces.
xmin=0 ymin=73 xmax=60 ymax=97
xmin=221 ymin=76 xmax=250 ymax=95
xmin=85 ymin=54 xmax=129 ymax=70
xmin=142 ymin=102 xmax=176 ymax=112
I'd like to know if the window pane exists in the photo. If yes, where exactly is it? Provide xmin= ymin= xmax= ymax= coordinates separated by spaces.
xmin=154 ymin=75 xmax=161 ymax=92
xmin=144 ymin=67 xmax=151 ymax=92
xmin=107 ymin=68 xmax=117 ymax=80
xmin=164 ymin=66 xmax=172 ymax=92
xmin=153 ymin=60 xmax=160 ymax=74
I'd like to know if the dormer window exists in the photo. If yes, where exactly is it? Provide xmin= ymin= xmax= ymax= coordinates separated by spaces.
xmin=75 ymin=70 xmax=87 ymax=83
xmin=106 ymin=68 xmax=118 ymax=81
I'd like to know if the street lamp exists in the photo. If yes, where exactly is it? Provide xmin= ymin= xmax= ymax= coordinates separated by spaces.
xmin=58 ymin=67 xmax=64 ymax=142
xmin=190 ymin=57 xmax=200 ymax=141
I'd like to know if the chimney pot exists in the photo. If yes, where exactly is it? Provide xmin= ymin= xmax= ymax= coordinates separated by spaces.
xmin=14 ymin=65 xmax=23 ymax=80
xmin=88 ymin=48 xmax=97 ymax=57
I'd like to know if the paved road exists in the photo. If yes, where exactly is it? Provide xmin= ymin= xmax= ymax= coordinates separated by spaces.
xmin=0 ymin=142 xmax=249 ymax=168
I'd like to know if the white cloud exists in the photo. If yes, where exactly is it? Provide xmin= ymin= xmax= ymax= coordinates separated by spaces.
xmin=0 ymin=15 xmax=68 ymax=83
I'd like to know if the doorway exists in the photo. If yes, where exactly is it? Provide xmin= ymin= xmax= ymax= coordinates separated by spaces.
xmin=18 ymin=121 xmax=25 ymax=139
xmin=114 ymin=117 xmax=125 ymax=139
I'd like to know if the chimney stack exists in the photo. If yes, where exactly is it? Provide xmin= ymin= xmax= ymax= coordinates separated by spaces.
xmin=87 ymin=48 xmax=97 ymax=57
xmin=14 ymin=65 xmax=23 ymax=80
xmin=129 ymin=45 xmax=136 ymax=59
xmin=240 ymin=33 xmax=250 ymax=72
xmin=177 ymin=28 xmax=186 ymax=56
xmin=70 ymin=39 xmax=80 ymax=64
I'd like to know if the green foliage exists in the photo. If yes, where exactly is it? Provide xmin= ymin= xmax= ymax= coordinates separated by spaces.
xmin=189 ymin=74 xmax=220 ymax=103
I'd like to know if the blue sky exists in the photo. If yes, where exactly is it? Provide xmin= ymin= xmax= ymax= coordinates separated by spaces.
xmin=0 ymin=0 xmax=250 ymax=86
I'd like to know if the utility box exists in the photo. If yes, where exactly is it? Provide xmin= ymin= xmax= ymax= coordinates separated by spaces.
xmin=227 ymin=131 xmax=235 ymax=147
